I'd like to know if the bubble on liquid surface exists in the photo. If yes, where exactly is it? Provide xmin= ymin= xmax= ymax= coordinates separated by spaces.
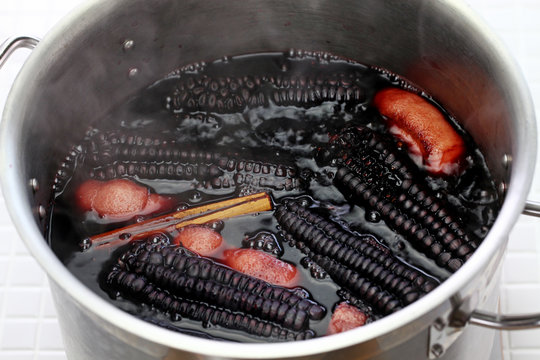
xmin=366 ymin=211 xmax=381 ymax=223
xmin=189 ymin=191 xmax=202 ymax=203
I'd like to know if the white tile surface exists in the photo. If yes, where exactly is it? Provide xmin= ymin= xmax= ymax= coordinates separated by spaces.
xmin=0 ymin=259 xmax=9 ymax=286
xmin=1 ymin=0 xmax=540 ymax=359
xmin=511 ymin=352 xmax=540 ymax=360
xmin=0 ymin=228 xmax=14 ymax=256
xmin=506 ymin=220 xmax=539 ymax=253
xmin=501 ymin=254 xmax=540 ymax=284
xmin=509 ymin=329 xmax=540 ymax=350
xmin=0 ymin=353 xmax=34 ymax=360
xmin=0 ymin=320 xmax=38 ymax=350
xmin=3 ymin=289 xmax=42 ymax=318
xmin=34 ymin=354 xmax=67 ymax=360
xmin=8 ymin=258 xmax=46 ymax=287
xmin=40 ymin=290 xmax=57 ymax=319
xmin=36 ymin=320 xmax=64 ymax=351
xmin=503 ymin=285 xmax=540 ymax=314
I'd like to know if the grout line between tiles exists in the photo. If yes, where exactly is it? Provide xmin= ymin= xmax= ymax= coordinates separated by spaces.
xmin=0 ymin=217 xmax=16 ymax=350
xmin=33 ymin=279 xmax=47 ymax=359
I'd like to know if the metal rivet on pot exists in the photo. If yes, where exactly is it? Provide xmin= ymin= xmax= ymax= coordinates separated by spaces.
xmin=430 ymin=343 xmax=444 ymax=358
xmin=433 ymin=318 xmax=445 ymax=331
xmin=123 ymin=39 xmax=134 ymax=51
xmin=29 ymin=178 xmax=39 ymax=193
xmin=498 ymin=181 xmax=507 ymax=197
xmin=38 ymin=205 xmax=46 ymax=219
xmin=502 ymin=154 xmax=512 ymax=169
xmin=128 ymin=67 xmax=139 ymax=78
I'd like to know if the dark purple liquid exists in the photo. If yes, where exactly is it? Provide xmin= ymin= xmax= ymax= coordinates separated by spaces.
xmin=47 ymin=51 xmax=499 ymax=342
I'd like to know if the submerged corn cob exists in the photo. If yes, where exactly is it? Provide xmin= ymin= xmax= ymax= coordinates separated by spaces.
xmin=317 ymin=126 xmax=477 ymax=272
xmin=275 ymin=199 xmax=439 ymax=315
xmin=103 ymin=239 xmax=325 ymax=341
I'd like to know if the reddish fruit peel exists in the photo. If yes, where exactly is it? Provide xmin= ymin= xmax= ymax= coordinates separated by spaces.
xmin=75 ymin=180 xmax=101 ymax=212
xmin=327 ymin=302 xmax=367 ymax=335
xmin=373 ymin=87 xmax=466 ymax=176
xmin=75 ymin=179 xmax=169 ymax=220
xmin=173 ymin=225 xmax=223 ymax=256
xmin=223 ymin=248 xmax=298 ymax=287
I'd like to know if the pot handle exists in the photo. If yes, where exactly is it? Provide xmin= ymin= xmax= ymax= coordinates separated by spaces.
xmin=0 ymin=36 xmax=40 ymax=69
xmin=468 ymin=310 xmax=540 ymax=330
xmin=523 ymin=200 xmax=540 ymax=218
xmin=428 ymin=201 xmax=540 ymax=359
xmin=464 ymin=200 xmax=540 ymax=330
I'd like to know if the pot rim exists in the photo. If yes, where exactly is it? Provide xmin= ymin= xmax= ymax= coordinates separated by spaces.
xmin=0 ymin=0 xmax=537 ymax=358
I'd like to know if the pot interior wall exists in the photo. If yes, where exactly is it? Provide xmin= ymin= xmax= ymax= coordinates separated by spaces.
xmin=18 ymin=0 xmax=518 ymax=220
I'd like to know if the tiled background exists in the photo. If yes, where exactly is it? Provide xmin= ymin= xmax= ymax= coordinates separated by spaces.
xmin=0 ymin=0 xmax=539 ymax=359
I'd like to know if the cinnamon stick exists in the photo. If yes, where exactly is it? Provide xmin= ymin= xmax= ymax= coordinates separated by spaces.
xmin=84 ymin=192 xmax=273 ymax=250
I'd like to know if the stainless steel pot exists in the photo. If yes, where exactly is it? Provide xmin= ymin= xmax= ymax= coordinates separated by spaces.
xmin=1 ymin=0 xmax=539 ymax=359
